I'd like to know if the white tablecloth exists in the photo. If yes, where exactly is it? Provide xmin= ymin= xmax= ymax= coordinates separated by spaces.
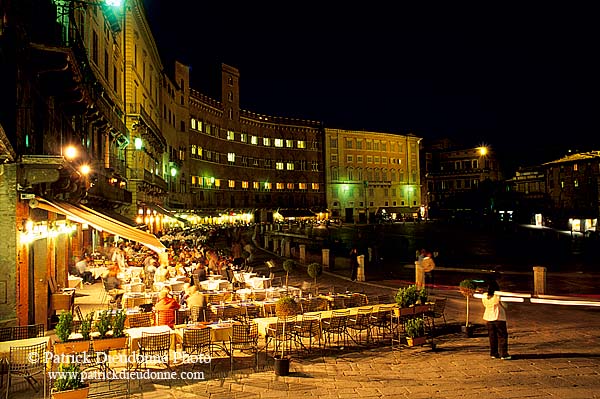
xmin=200 ymin=279 xmax=230 ymax=291
xmin=246 ymin=277 xmax=271 ymax=289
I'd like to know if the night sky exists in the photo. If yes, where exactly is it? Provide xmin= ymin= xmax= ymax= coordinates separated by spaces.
xmin=142 ymin=2 xmax=598 ymax=175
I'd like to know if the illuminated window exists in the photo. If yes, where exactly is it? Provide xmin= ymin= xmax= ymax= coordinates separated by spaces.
xmin=227 ymin=153 xmax=235 ymax=163
xmin=311 ymin=183 xmax=319 ymax=190
xmin=367 ymin=156 xmax=373 ymax=163
xmin=214 ymin=179 xmax=221 ymax=187
xmin=356 ymin=139 xmax=362 ymax=149
xmin=253 ymin=181 xmax=260 ymax=189
xmin=573 ymin=164 xmax=578 ymax=171
xmin=286 ymin=139 xmax=293 ymax=148
xmin=299 ymin=183 xmax=307 ymax=190
xmin=297 ymin=140 xmax=306 ymax=148
xmin=330 ymin=138 xmax=338 ymax=148
xmin=197 ymin=120 xmax=203 ymax=132
xmin=264 ymin=182 xmax=272 ymax=190
xmin=382 ymin=157 xmax=387 ymax=164
xmin=191 ymin=145 xmax=197 ymax=155
xmin=242 ymin=181 xmax=249 ymax=189
xmin=374 ymin=156 xmax=380 ymax=164
xmin=346 ymin=139 xmax=353 ymax=149
xmin=276 ymin=162 xmax=284 ymax=170
xmin=227 ymin=130 xmax=235 ymax=140
xmin=366 ymin=140 xmax=372 ymax=150
xmin=374 ymin=141 xmax=380 ymax=150
xmin=191 ymin=176 xmax=197 ymax=186
xmin=276 ymin=183 xmax=284 ymax=190
xmin=198 ymin=147 xmax=203 ymax=157
xmin=287 ymin=183 xmax=294 ymax=189
xmin=286 ymin=162 xmax=294 ymax=170
xmin=251 ymin=136 xmax=258 ymax=145
xmin=574 ymin=179 xmax=579 ymax=187
xmin=190 ymin=118 xmax=196 ymax=130
xmin=228 ymin=180 xmax=235 ymax=188
xmin=240 ymin=133 xmax=247 ymax=143
xmin=274 ymin=138 xmax=283 ymax=147
xmin=263 ymin=137 xmax=270 ymax=146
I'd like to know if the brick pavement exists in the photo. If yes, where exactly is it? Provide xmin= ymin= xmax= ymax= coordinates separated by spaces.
xmin=7 ymin=248 xmax=600 ymax=399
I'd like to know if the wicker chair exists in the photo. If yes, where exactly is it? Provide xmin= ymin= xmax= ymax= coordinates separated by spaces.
xmin=128 ymin=312 xmax=154 ymax=328
xmin=229 ymin=323 xmax=259 ymax=371
xmin=347 ymin=307 xmax=373 ymax=345
xmin=137 ymin=332 xmax=172 ymax=371
xmin=182 ymin=328 xmax=211 ymax=370
xmin=292 ymin=314 xmax=322 ymax=352
xmin=5 ymin=341 xmax=47 ymax=398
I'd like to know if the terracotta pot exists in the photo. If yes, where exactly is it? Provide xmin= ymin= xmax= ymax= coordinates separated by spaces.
xmin=53 ymin=340 xmax=91 ymax=355
xmin=406 ymin=336 xmax=428 ymax=346
xmin=51 ymin=386 xmax=89 ymax=399
xmin=92 ymin=336 xmax=128 ymax=352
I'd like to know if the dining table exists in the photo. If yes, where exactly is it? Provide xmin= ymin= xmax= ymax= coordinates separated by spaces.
xmin=0 ymin=336 xmax=51 ymax=361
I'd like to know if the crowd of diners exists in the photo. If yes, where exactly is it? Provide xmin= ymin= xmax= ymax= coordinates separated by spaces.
xmin=73 ymin=224 xmax=263 ymax=327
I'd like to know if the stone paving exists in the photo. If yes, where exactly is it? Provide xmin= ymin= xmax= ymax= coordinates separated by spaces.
xmin=7 ymin=246 xmax=600 ymax=399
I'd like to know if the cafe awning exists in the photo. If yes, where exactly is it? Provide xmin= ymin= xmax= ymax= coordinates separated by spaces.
xmin=145 ymin=203 xmax=190 ymax=225
xmin=35 ymin=197 xmax=166 ymax=254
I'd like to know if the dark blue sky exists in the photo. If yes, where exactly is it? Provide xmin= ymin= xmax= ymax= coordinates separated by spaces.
xmin=142 ymin=2 xmax=597 ymax=174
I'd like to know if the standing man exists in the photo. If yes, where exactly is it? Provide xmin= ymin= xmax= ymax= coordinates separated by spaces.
xmin=349 ymin=247 xmax=359 ymax=281
xmin=421 ymin=249 xmax=436 ymax=292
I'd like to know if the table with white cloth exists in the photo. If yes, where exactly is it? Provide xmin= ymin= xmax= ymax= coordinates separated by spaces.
xmin=0 ymin=336 xmax=51 ymax=361
xmin=200 ymin=279 xmax=230 ymax=291
xmin=90 ymin=266 xmax=108 ymax=280
xmin=246 ymin=276 xmax=271 ymax=289
xmin=174 ymin=321 xmax=248 ymax=354
xmin=125 ymin=325 xmax=176 ymax=354
xmin=68 ymin=275 xmax=83 ymax=289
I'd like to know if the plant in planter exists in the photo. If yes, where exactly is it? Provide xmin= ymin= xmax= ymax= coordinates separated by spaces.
xmin=55 ymin=311 xmax=74 ymax=343
xmin=93 ymin=310 xmax=128 ymax=352
xmin=54 ymin=312 xmax=91 ymax=355
xmin=307 ymin=262 xmax=323 ymax=295
xmin=282 ymin=259 xmax=295 ymax=291
xmin=404 ymin=316 xmax=427 ymax=346
xmin=273 ymin=296 xmax=299 ymax=376
xmin=395 ymin=285 xmax=419 ymax=308
xmin=459 ymin=279 xmax=477 ymax=337
xmin=79 ymin=312 xmax=94 ymax=341
xmin=111 ymin=309 xmax=127 ymax=338
xmin=52 ymin=362 xmax=89 ymax=399
xmin=94 ymin=310 xmax=112 ymax=339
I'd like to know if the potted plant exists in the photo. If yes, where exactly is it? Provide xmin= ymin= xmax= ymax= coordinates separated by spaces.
xmin=307 ymin=262 xmax=323 ymax=295
xmin=94 ymin=310 xmax=112 ymax=339
xmin=404 ymin=316 xmax=427 ymax=346
xmin=51 ymin=362 xmax=89 ymax=399
xmin=273 ymin=296 xmax=299 ymax=376
xmin=79 ymin=312 xmax=94 ymax=341
xmin=459 ymin=279 xmax=477 ymax=337
xmin=282 ymin=259 xmax=295 ymax=290
xmin=93 ymin=309 xmax=128 ymax=352
xmin=394 ymin=285 xmax=424 ymax=316
xmin=54 ymin=312 xmax=90 ymax=355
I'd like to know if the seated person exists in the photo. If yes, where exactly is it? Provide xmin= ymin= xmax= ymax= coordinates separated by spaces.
xmin=154 ymin=264 xmax=169 ymax=283
xmin=104 ymin=269 xmax=125 ymax=305
xmin=186 ymin=286 xmax=206 ymax=322
xmin=75 ymin=255 xmax=94 ymax=284
xmin=179 ymin=283 xmax=191 ymax=306
xmin=192 ymin=263 xmax=207 ymax=283
xmin=153 ymin=289 xmax=181 ymax=328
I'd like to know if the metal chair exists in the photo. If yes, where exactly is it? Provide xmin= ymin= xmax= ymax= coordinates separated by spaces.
xmin=292 ymin=314 xmax=322 ymax=353
xmin=137 ymin=331 xmax=172 ymax=371
xmin=182 ymin=328 xmax=211 ymax=371
xmin=0 ymin=327 xmax=11 ymax=342
xmin=128 ymin=312 xmax=154 ymax=328
xmin=347 ymin=307 xmax=373 ymax=345
xmin=265 ymin=316 xmax=298 ymax=355
xmin=426 ymin=297 xmax=447 ymax=332
xmin=154 ymin=309 xmax=177 ymax=328
xmin=370 ymin=304 xmax=396 ymax=342
xmin=321 ymin=309 xmax=350 ymax=349
xmin=189 ymin=305 xmax=205 ymax=323
xmin=2 ymin=324 xmax=44 ymax=341
xmin=5 ymin=341 xmax=47 ymax=398
xmin=229 ymin=323 xmax=259 ymax=372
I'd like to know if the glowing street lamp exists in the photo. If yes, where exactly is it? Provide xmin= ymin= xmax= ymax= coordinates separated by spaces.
xmin=64 ymin=145 xmax=78 ymax=160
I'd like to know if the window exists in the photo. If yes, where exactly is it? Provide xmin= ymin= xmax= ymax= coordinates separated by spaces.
xmin=382 ymin=142 xmax=387 ymax=151
xmin=573 ymin=164 xmax=578 ymax=171
xmin=311 ymin=161 xmax=319 ymax=171
xmin=330 ymin=138 xmax=338 ymax=148
xmin=347 ymin=155 xmax=353 ymax=163
xmin=367 ymin=156 xmax=373 ymax=163
xmin=356 ymin=139 xmax=362 ymax=149
xmin=253 ymin=181 xmax=260 ymax=189
xmin=264 ymin=182 xmax=272 ymax=190
xmin=276 ymin=183 xmax=284 ymax=190
xmin=574 ymin=179 xmax=579 ymax=187
xmin=286 ymin=139 xmax=294 ymax=148
xmin=274 ymin=138 xmax=284 ymax=147
xmin=286 ymin=162 xmax=294 ymax=170
xmin=331 ymin=154 xmax=338 ymax=162
xmin=180 ymin=121 xmax=186 ymax=132
xmin=357 ymin=155 xmax=363 ymax=163
xmin=382 ymin=157 xmax=388 ymax=164
xmin=228 ymin=92 xmax=233 ymax=101
xmin=227 ymin=153 xmax=235 ymax=163
xmin=299 ymin=160 xmax=306 ymax=170
xmin=374 ymin=141 xmax=380 ymax=151
xmin=299 ymin=183 xmax=307 ymax=190
xmin=297 ymin=140 xmax=306 ymax=149
xmin=251 ymin=136 xmax=258 ymax=145
xmin=276 ymin=162 xmax=284 ymax=170
xmin=214 ymin=179 xmax=221 ymax=188
xmin=191 ymin=145 xmax=197 ymax=156
xmin=263 ymin=137 xmax=270 ymax=146
xmin=312 ymin=183 xmax=320 ymax=190
xmin=191 ymin=118 xmax=197 ymax=130
xmin=366 ymin=140 xmax=372 ymax=150
xmin=346 ymin=139 xmax=353 ymax=149
xmin=374 ymin=156 xmax=380 ymax=164
xmin=228 ymin=180 xmax=235 ymax=188
xmin=348 ymin=168 xmax=353 ymax=181
xmin=331 ymin=168 xmax=339 ymax=180
xmin=227 ymin=130 xmax=235 ymax=140
xmin=92 ymin=30 xmax=98 ymax=65
xmin=287 ymin=183 xmax=294 ymax=189
xmin=241 ymin=156 xmax=248 ymax=166
xmin=242 ymin=181 xmax=249 ymax=189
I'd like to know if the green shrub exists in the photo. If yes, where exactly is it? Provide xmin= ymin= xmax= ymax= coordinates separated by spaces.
xmin=53 ymin=363 xmax=85 ymax=392
xmin=55 ymin=311 xmax=73 ymax=343
xmin=95 ymin=310 xmax=112 ymax=338
xmin=405 ymin=317 xmax=426 ymax=338
xmin=395 ymin=285 xmax=422 ymax=308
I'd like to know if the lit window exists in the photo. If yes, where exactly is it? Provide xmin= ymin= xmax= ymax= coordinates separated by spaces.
xmin=190 ymin=118 xmax=196 ymax=130
xmin=573 ymin=164 xmax=578 ymax=171
xmin=214 ymin=179 xmax=220 ymax=188
xmin=197 ymin=120 xmax=203 ymax=132
xmin=287 ymin=183 xmax=294 ymax=189
xmin=276 ymin=162 xmax=284 ymax=170
xmin=274 ymin=138 xmax=283 ymax=147
xmin=367 ymin=156 xmax=373 ymax=163
xmin=263 ymin=137 xmax=270 ymax=146
xmin=374 ymin=156 xmax=380 ymax=164
xmin=286 ymin=139 xmax=294 ymax=148
xmin=253 ymin=181 xmax=260 ymax=189
xmin=227 ymin=153 xmax=235 ymax=163
xmin=191 ymin=145 xmax=197 ymax=155
xmin=242 ymin=181 xmax=249 ymax=189
xmin=228 ymin=180 xmax=235 ymax=188
xmin=382 ymin=157 xmax=387 ymax=164
xmin=299 ymin=183 xmax=307 ymax=190
xmin=227 ymin=130 xmax=235 ymax=140
xmin=346 ymin=139 xmax=353 ymax=149
xmin=286 ymin=162 xmax=294 ymax=170
xmin=264 ymin=182 xmax=272 ymax=190
xmin=251 ymin=136 xmax=258 ymax=145
xmin=276 ymin=183 xmax=284 ymax=190
xmin=311 ymin=183 xmax=319 ymax=190
xmin=356 ymin=140 xmax=362 ymax=149
xmin=297 ymin=140 xmax=306 ymax=149
xmin=240 ymin=133 xmax=247 ymax=143
xmin=191 ymin=176 xmax=197 ymax=186
xmin=198 ymin=147 xmax=203 ymax=157
xmin=574 ymin=179 xmax=579 ymax=187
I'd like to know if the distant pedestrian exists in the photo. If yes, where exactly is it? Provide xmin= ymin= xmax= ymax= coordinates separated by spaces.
xmin=482 ymin=280 xmax=511 ymax=360
xmin=350 ymin=247 xmax=359 ymax=281
xmin=421 ymin=249 xmax=436 ymax=290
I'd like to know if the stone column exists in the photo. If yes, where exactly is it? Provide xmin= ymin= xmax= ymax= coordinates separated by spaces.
xmin=357 ymin=255 xmax=365 ymax=282
xmin=264 ymin=236 xmax=269 ymax=249
xmin=322 ymin=248 xmax=330 ymax=270
xmin=533 ymin=266 xmax=546 ymax=296
xmin=273 ymin=238 xmax=279 ymax=254
xmin=299 ymin=244 xmax=306 ymax=264
xmin=284 ymin=240 xmax=291 ymax=257
xmin=415 ymin=261 xmax=425 ymax=289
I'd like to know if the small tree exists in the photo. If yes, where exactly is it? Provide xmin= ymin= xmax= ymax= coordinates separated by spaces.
xmin=282 ymin=259 xmax=295 ymax=290
xmin=80 ymin=312 xmax=94 ymax=341
xmin=307 ymin=262 xmax=323 ymax=294
xmin=55 ymin=311 xmax=74 ymax=343
xmin=275 ymin=296 xmax=299 ymax=359
xmin=459 ymin=279 xmax=477 ymax=327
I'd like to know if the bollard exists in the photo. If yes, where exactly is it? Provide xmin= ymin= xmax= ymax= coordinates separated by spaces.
xmin=357 ymin=255 xmax=365 ymax=282
xmin=322 ymin=248 xmax=330 ymax=270
xmin=264 ymin=236 xmax=269 ymax=249
xmin=415 ymin=261 xmax=425 ymax=289
xmin=533 ymin=266 xmax=546 ymax=296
